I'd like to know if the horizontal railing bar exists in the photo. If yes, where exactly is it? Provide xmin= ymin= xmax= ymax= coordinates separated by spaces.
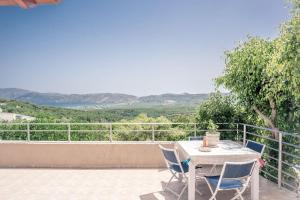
xmin=281 ymin=170 xmax=298 ymax=180
xmin=264 ymin=145 xmax=279 ymax=152
xmin=240 ymin=123 xmax=300 ymax=138
xmin=246 ymin=131 xmax=278 ymax=142
xmin=260 ymin=169 xmax=278 ymax=180
xmin=0 ymin=129 xmax=236 ymax=133
xmin=263 ymin=154 xmax=278 ymax=161
xmin=0 ymin=130 xmax=27 ymax=132
xmin=281 ymin=180 xmax=298 ymax=191
xmin=0 ymin=122 xmax=237 ymax=126
xmin=282 ymin=160 xmax=297 ymax=168
xmin=240 ymin=123 xmax=276 ymax=132
xmin=0 ymin=122 xmax=296 ymax=131
xmin=282 ymin=151 xmax=300 ymax=160
xmin=194 ymin=129 xmax=236 ymax=132
xmin=71 ymin=130 xmax=109 ymax=132
xmin=280 ymin=131 xmax=300 ymax=139
xmin=26 ymin=130 xmax=68 ymax=132
xmin=0 ymin=123 xmax=71 ymax=125
xmin=114 ymin=130 xmax=159 ymax=132
xmin=282 ymin=141 xmax=300 ymax=149
xmin=265 ymin=163 xmax=278 ymax=171
xmin=0 ymin=122 xmax=198 ymax=125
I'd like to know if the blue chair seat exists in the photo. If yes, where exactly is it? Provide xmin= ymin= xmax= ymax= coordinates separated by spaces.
xmin=205 ymin=176 xmax=243 ymax=190
xmin=170 ymin=160 xmax=189 ymax=173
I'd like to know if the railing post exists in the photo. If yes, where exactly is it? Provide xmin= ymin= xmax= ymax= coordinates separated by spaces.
xmin=243 ymin=124 xmax=246 ymax=146
xmin=278 ymin=130 xmax=282 ymax=189
xmin=27 ymin=123 xmax=30 ymax=141
xmin=109 ymin=123 xmax=112 ymax=142
xmin=67 ymin=123 xmax=71 ymax=142
xmin=194 ymin=124 xmax=197 ymax=137
xmin=152 ymin=124 xmax=155 ymax=142
xmin=236 ymin=123 xmax=239 ymax=141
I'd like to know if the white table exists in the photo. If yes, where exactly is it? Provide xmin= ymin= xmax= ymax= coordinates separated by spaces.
xmin=176 ymin=140 xmax=261 ymax=200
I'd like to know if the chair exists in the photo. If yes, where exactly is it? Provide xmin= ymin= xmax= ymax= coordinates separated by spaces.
xmin=245 ymin=140 xmax=265 ymax=155
xmin=189 ymin=136 xmax=203 ymax=141
xmin=159 ymin=145 xmax=201 ymax=200
xmin=203 ymin=159 xmax=257 ymax=200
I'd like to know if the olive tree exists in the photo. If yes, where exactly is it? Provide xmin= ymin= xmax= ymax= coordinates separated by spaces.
xmin=216 ymin=1 xmax=300 ymax=135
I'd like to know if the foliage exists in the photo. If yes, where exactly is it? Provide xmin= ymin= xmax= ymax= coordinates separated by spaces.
xmin=114 ymin=113 xmax=188 ymax=141
xmin=216 ymin=1 xmax=300 ymax=134
xmin=0 ymin=99 xmax=195 ymax=123
xmin=207 ymin=119 xmax=219 ymax=133
xmin=0 ymin=99 xmax=196 ymax=141
xmin=215 ymin=0 xmax=300 ymax=188
xmin=195 ymin=93 xmax=248 ymax=140
xmin=196 ymin=93 xmax=247 ymax=124
xmin=216 ymin=37 xmax=279 ymax=130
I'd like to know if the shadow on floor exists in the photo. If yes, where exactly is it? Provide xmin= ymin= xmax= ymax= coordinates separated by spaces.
xmin=140 ymin=178 xmax=246 ymax=200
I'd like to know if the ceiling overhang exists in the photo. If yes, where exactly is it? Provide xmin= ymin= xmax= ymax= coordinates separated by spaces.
xmin=0 ymin=0 xmax=60 ymax=8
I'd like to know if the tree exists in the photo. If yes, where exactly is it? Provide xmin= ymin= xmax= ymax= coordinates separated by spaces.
xmin=216 ymin=0 xmax=300 ymax=135
xmin=215 ymin=2 xmax=300 ymax=185
xmin=267 ymin=0 xmax=300 ymax=131
xmin=195 ymin=93 xmax=247 ymax=140
xmin=216 ymin=38 xmax=278 ymax=129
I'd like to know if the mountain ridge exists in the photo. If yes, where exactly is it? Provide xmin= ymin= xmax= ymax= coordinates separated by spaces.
xmin=0 ymin=88 xmax=210 ymax=109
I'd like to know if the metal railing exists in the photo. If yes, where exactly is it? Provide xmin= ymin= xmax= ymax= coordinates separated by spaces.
xmin=0 ymin=122 xmax=299 ymax=195
xmin=238 ymin=123 xmax=300 ymax=195
xmin=0 ymin=122 xmax=238 ymax=142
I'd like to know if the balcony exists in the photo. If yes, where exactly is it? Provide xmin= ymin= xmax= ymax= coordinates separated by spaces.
xmin=0 ymin=123 xmax=299 ymax=200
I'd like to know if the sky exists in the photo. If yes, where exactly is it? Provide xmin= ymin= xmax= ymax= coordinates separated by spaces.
xmin=0 ymin=0 xmax=291 ymax=96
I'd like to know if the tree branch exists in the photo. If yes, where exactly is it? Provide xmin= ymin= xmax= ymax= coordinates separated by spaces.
xmin=252 ymin=105 xmax=275 ymax=129
xmin=288 ymin=101 xmax=295 ymax=123
xmin=269 ymin=98 xmax=277 ymax=122
xmin=252 ymin=105 xmax=278 ymax=139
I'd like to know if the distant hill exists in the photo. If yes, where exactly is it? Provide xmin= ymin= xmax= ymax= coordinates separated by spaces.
xmin=0 ymin=99 xmax=196 ymax=122
xmin=0 ymin=88 xmax=210 ymax=109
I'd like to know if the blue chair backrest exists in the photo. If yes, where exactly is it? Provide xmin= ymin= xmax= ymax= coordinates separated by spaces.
xmin=222 ymin=160 xmax=256 ymax=179
xmin=160 ymin=147 xmax=179 ymax=165
xmin=246 ymin=140 xmax=265 ymax=154
xmin=189 ymin=136 xmax=203 ymax=141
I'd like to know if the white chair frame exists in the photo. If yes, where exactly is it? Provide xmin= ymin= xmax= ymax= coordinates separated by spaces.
xmin=159 ymin=145 xmax=202 ymax=200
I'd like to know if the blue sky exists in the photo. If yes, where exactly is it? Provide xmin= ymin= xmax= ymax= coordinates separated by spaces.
xmin=0 ymin=0 xmax=290 ymax=96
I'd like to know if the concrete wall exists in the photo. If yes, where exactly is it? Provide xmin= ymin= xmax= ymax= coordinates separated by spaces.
xmin=0 ymin=141 xmax=173 ymax=168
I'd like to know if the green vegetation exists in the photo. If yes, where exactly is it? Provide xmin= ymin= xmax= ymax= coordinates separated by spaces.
xmin=0 ymin=99 xmax=197 ymax=141
xmin=115 ymin=114 xmax=188 ymax=141
xmin=216 ymin=0 xmax=300 ymax=188
xmin=207 ymin=120 xmax=219 ymax=134
xmin=216 ymin=0 xmax=300 ymax=134
xmin=195 ymin=93 xmax=248 ymax=140
xmin=0 ymin=99 xmax=196 ymax=123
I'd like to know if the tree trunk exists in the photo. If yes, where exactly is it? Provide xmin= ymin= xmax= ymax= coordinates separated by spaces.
xmin=252 ymin=105 xmax=279 ymax=139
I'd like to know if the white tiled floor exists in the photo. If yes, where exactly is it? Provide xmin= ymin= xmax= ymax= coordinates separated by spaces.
xmin=0 ymin=169 xmax=297 ymax=200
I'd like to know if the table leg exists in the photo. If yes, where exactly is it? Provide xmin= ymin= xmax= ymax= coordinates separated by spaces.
xmin=251 ymin=165 xmax=259 ymax=200
xmin=188 ymin=161 xmax=196 ymax=200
